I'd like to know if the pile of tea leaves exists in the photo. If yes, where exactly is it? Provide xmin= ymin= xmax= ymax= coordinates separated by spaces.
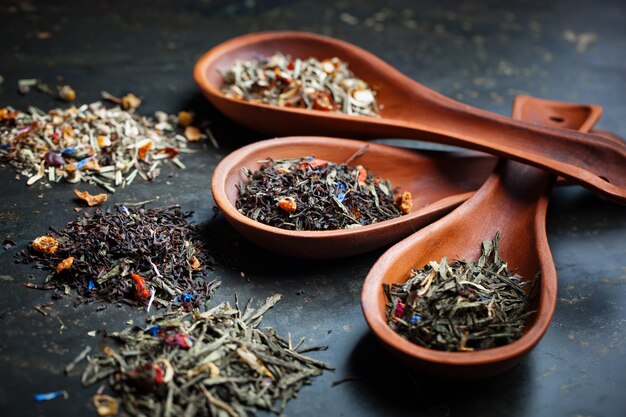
xmin=384 ymin=233 xmax=538 ymax=351
xmin=220 ymin=53 xmax=379 ymax=117
xmin=80 ymin=294 xmax=331 ymax=417
xmin=18 ymin=205 xmax=217 ymax=309
xmin=236 ymin=156 xmax=411 ymax=231
xmin=0 ymin=100 xmax=196 ymax=191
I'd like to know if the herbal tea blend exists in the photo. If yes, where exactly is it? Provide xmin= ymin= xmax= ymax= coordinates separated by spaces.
xmin=0 ymin=98 xmax=198 ymax=191
xmin=236 ymin=156 xmax=412 ymax=231
xmin=220 ymin=53 xmax=379 ymax=117
xmin=384 ymin=233 xmax=537 ymax=351
xmin=19 ymin=205 xmax=217 ymax=309
xmin=80 ymin=295 xmax=331 ymax=417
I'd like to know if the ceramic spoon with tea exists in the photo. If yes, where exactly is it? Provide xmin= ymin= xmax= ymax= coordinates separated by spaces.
xmin=212 ymin=96 xmax=610 ymax=259
xmin=360 ymin=96 xmax=601 ymax=379
xmin=195 ymin=31 xmax=626 ymax=203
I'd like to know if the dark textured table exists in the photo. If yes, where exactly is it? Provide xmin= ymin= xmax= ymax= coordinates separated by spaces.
xmin=1 ymin=1 xmax=625 ymax=416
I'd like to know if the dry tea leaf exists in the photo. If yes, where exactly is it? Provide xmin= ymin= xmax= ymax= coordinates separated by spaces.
xmin=184 ymin=126 xmax=203 ymax=141
xmin=32 ymin=236 xmax=59 ymax=255
xmin=74 ymin=190 xmax=108 ymax=206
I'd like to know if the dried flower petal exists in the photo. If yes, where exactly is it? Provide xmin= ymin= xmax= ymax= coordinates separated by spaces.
xmin=56 ymin=256 xmax=74 ymax=273
xmin=297 ymin=158 xmax=328 ymax=170
xmin=65 ymin=163 xmax=78 ymax=173
xmin=356 ymin=165 xmax=367 ymax=184
xmin=156 ymin=147 xmax=180 ymax=158
xmin=131 ymin=273 xmax=150 ymax=300
xmin=74 ymin=190 xmax=108 ymax=206
xmin=394 ymin=300 xmax=405 ymax=318
xmin=58 ymin=85 xmax=76 ymax=102
xmin=189 ymin=256 xmax=201 ymax=270
xmin=396 ymin=191 xmax=412 ymax=214
xmin=32 ymin=236 xmax=59 ymax=255
xmin=92 ymin=394 xmax=119 ymax=417
xmin=177 ymin=111 xmax=194 ymax=127
xmin=97 ymin=136 xmax=111 ymax=148
xmin=137 ymin=139 xmax=153 ymax=160
xmin=121 ymin=93 xmax=141 ymax=110
xmin=184 ymin=126 xmax=203 ymax=141
xmin=164 ymin=332 xmax=193 ymax=349
xmin=312 ymin=91 xmax=337 ymax=112
xmin=0 ymin=107 xmax=19 ymax=120
xmin=44 ymin=151 xmax=65 ymax=167
xmin=277 ymin=197 xmax=297 ymax=212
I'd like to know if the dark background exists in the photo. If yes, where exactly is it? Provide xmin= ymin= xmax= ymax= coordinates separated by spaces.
xmin=1 ymin=1 xmax=625 ymax=416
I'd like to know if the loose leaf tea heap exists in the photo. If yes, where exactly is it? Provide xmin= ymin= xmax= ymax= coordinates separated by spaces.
xmin=19 ymin=205 xmax=217 ymax=309
xmin=236 ymin=156 xmax=412 ymax=231
xmin=384 ymin=233 xmax=537 ymax=351
xmin=81 ymin=295 xmax=331 ymax=417
xmin=0 ymin=100 xmax=194 ymax=191
xmin=220 ymin=53 xmax=379 ymax=117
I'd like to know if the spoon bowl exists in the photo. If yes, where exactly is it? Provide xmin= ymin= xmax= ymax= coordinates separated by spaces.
xmin=360 ymin=98 xmax=600 ymax=379
xmin=212 ymin=137 xmax=494 ymax=258
xmin=195 ymin=31 xmax=626 ymax=203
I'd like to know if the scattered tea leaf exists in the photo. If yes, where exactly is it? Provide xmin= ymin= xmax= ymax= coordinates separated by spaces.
xmin=18 ymin=205 xmax=217 ymax=309
xmin=80 ymin=295 xmax=331 ymax=416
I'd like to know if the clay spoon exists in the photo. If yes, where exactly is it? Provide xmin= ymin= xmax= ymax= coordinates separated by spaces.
xmin=194 ymin=31 xmax=626 ymax=203
xmin=360 ymin=96 xmax=600 ymax=379
xmin=212 ymin=136 xmax=493 ymax=259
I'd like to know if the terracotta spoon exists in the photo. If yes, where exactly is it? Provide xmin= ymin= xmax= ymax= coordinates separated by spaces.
xmin=195 ymin=31 xmax=626 ymax=203
xmin=212 ymin=136 xmax=493 ymax=259
xmin=360 ymin=96 xmax=601 ymax=379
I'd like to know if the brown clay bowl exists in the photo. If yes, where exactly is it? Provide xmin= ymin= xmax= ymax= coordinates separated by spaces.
xmin=360 ymin=97 xmax=601 ymax=379
xmin=194 ymin=31 xmax=626 ymax=203
xmin=211 ymin=136 xmax=494 ymax=259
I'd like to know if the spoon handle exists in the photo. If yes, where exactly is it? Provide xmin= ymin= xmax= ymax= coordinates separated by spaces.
xmin=393 ymin=90 xmax=625 ymax=203
xmin=447 ymin=96 xmax=599 ymax=282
